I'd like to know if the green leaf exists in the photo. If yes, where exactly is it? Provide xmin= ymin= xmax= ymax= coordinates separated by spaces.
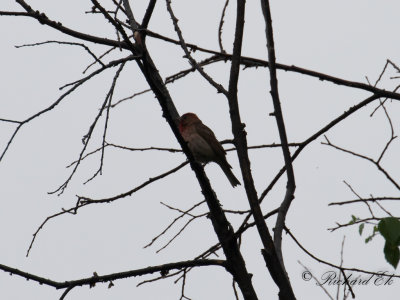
xmin=378 ymin=218 xmax=400 ymax=245
xmin=359 ymin=223 xmax=365 ymax=236
xmin=365 ymin=226 xmax=378 ymax=243
xmin=383 ymin=242 xmax=400 ymax=269
xmin=349 ymin=215 xmax=359 ymax=225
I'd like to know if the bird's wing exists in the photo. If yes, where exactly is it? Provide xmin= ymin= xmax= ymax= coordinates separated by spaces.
xmin=195 ymin=123 xmax=227 ymax=161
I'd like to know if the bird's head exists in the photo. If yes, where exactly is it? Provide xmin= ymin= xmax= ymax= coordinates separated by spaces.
xmin=179 ymin=113 xmax=201 ymax=132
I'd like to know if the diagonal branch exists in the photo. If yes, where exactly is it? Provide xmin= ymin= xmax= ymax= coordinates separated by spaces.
xmin=141 ymin=0 xmax=157 ymax=30
xmin=259 ymin=94 xmax=380 ymax=203
xmin=15 ymin=41 xmax=106 ymax=68
xmin=78 ymin=161 xmax=188 ymax=204
xmin=285 ymin=227 xmax=400 ymax=279
xmin=144 ymin=200 xmax=206 ymax=249
xmin=165 ymin=0 xmax=228 ymax=95
xmin=322 ymin=136 xmax=400 ymax=191
xmin=50 ymin=62 xmax=127 ymax=195
xmin=0 ymin=55 xmax=135 ymax=163
xmin=26 ymin=161 xmax=189 ymax=257
xmin=84 ymin=63 xmax=126 ymax=184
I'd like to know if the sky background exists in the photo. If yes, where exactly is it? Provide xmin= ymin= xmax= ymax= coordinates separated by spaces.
xmin=1 ymin=0 xmax=400 ymax=299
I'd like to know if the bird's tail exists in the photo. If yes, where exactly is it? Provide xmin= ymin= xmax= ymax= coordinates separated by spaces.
xmin=218 ymin=161 xmax=241 ymax=187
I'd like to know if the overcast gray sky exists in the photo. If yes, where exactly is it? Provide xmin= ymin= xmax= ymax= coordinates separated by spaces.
xmin=1 ymin=0 xmax=400 ymax=299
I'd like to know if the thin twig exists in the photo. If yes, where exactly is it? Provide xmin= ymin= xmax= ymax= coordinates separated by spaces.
xmin=144 ymin=200 xmax=206 ymax=248
xmin=322 ymin=136 xmax=400 ymax=191
xmin=285 ymin=227 xmax=400 ymax=278
xmin=84 ymin=62 xmax=126 ymax=184
xmin=50 ymin=62 xmax=128 ymax=195
xmin=83 ymin=47 xmax=117 ymax=74
xmin=59 ymin=286 xmax=75 ymax=300
xmin=156 ymin=215 xmax=207 ymax=253
xmin=15 ymin=40 xmax=105 ymax=68
xmin=218 ymin=0 xmax=230 ymax=53
xmin=1 ymin=56 xmax=135 ymax=163
xmin=27 ymin=161 xmax=188 ymax=256
xmin=297 ymin=261 xmax=334 ymax=300
xmin=165 ymin=0 xmax=228 ymax=95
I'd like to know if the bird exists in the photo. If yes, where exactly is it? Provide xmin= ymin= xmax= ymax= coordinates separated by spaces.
xmin=178 ymin=113 xmax=241 ymax=187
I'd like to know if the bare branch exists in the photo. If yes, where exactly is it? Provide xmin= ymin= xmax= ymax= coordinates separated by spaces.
xmin=141 ymin=0 xmax=157 ymax=30
xmin=0 ymin=118 xmax=22 ymax=124
xmin=329 ymin=196 xmax=400 ymax=206
xmin=328 ymin=217 xmax=379 ymax=232
xmin=374 ymin=200 xmax=393 ymax=217
xmin=322 ymin=136 xmax=400 ymax=191
xmin=260 ymin=0 xmax=296 ymax=279
xmin=14 ymin=0 xmax=128 ymax=49
xmin=144 ymin=30 xmax=400 ymax=101
xmin=0 ymin=259 xmax=227 ymax=291
xmin=111 ymin=54 xmax=224 ymax=108
xmin=15 ymin=40 xmax=106 ymax=68
xmin=0 ymin=124 xmax=22 ymax=162
xmin=27 ymin=161 xmax=189 ymax=256
xmin=0 ymin=55 xmax=135 ymax=163
xmin=285 ymin=227 xmax=400 ymax=278
xmin=0 ymin=11 xmax=32 ymax=17
xmin=218 ymin=0 xmax=230 ymax=53
xmin=84 ymin=62 xmax=126 ymax=184
xmin=83 ymin=47 xmax=117 ymax=74
xmin=179 ymin=271 xmax=192 ymax=300
xmin=259 ymin=94 xmax=379 ymax=203
xmin=144 ymin=200 xmax=206 ymax=249
xmin=156 ymin=215 xmax=206 ymax=253
xmin=165 ymin=0 xmax=228 ymax=95
xmin=50 ymin=62 xmax=127 ymax=195
xmin=122 ymin=0 xmax=140 ymax=30
xmin=297 ymin=261 xmax=334 ymax=300
xmin=78 ymin=161 xmax=188 ymax=204
xmin=59 ymin=286 xmax=75 ymax=300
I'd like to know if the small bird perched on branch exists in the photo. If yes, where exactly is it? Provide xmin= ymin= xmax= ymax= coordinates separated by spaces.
xmin=178 ymin=113 xmax=241 ymax=187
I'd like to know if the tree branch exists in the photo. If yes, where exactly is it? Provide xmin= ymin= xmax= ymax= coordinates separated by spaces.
xmin=14 ymin=0 xmax=128 ymax=49
xmin=260 ymin=2 xmax=296 ymax=293
xmin=165 ymin=0 xmax=228 ymax=95
xmin=0 ymin=259 xmax=227 ymax=290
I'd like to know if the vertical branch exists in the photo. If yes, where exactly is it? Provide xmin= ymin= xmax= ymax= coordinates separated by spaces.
xmin=84 ymin=62 xmax=126 ymax=183
xmin=260 ymin=0 xmax=296 ymax=269
xmin=218 ymin=0 xmax=230 ymax=53
xmin=226 ymin=1 xmax=295 ymax=299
